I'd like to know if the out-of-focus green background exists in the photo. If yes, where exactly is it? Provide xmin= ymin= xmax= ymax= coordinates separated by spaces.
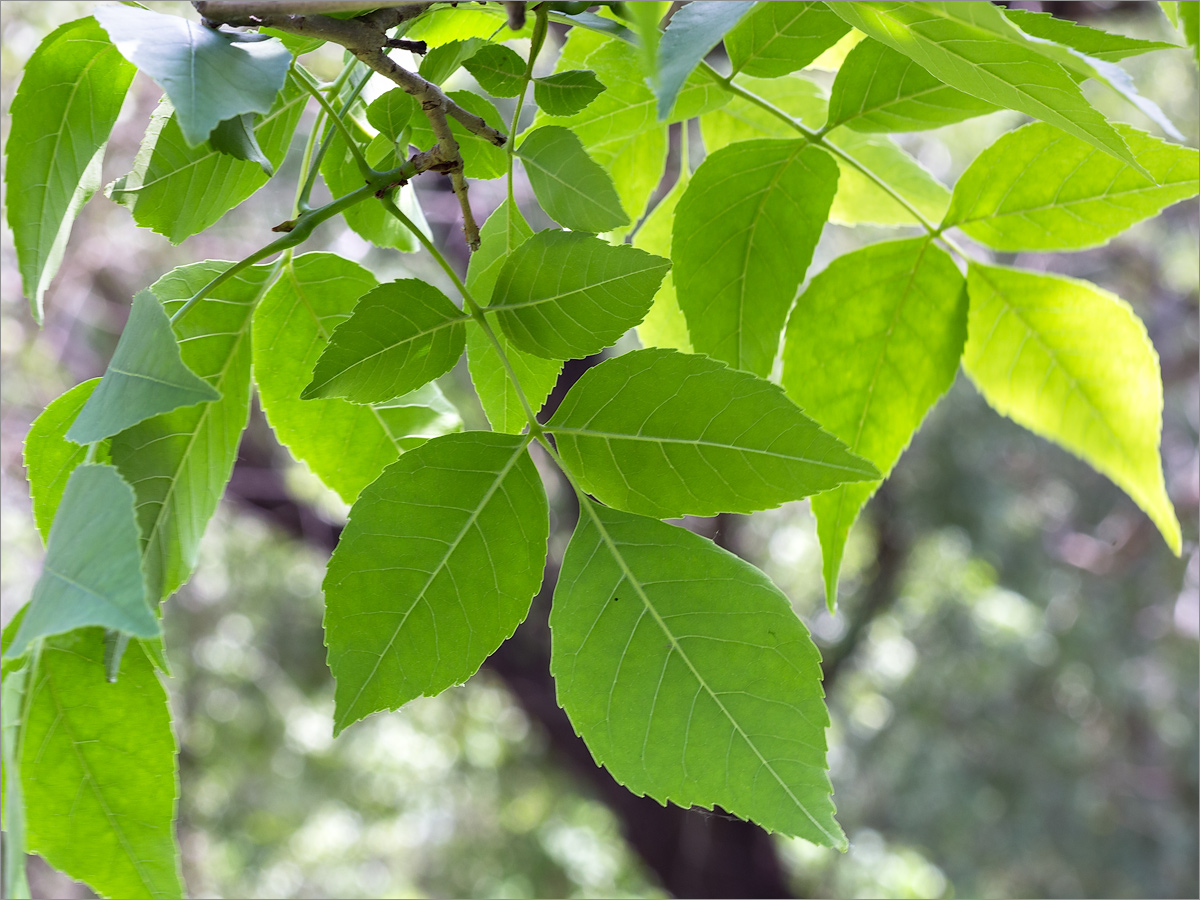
xmin=2 ymin=2 xmax=1196 ymax=897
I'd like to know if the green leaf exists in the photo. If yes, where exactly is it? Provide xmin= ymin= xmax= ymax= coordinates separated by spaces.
xmin=548 ymin=348 xmax=879 ymax=518
xmin=303 ymin=279 xmax=468 ymax=405
xmin=463 ymin=43 xmax=527 ymax=97
xmin=782 ymin=239 xmax=967 ymax=609
xmin=654 ymin=0 xmax=754 ymax=119
xmin=551 ymin=503 xmax=845 ymax=848
xmin=633 ymin=167 xmax=692 ymax=353
xmin=1180 ymin=1 xmax=1200 ymax=63
xmin=409 ymin=90 xmax=507 ymax=179
xmin=827 ymin=1 xmax=1144 ymax=173
xmin=208 ymin=112 xmax=272 ymax=175
xmin=254 ymin=254 xmax=460 ymax=503
xmin=407 ymin=6 xmax=531 ymax=46
xmin=419 ymin=38 xmax=487 ymax=85
xmin=321 ymin=128 xmax=426 ymax=252
xmin=943 ymin=121 xmax=1200 ymax=252
xmin=1002 ymin=8 xmax=1180 ymax=62
xmin=22 ymin=630 xmax=182 ymax=898
xmin=5 ymin=16 xmax=135 ymax=323
xmin=110 ymin=262 xmax=275 ymax=602
xmin=66 ymin=290 xmax=219 ymax=445
xmin=95 ymin=4 xmax=290 ymax=146
xmin=532 ymin=69 xmax=607 ymax=116
xmin=673 ymin=139 xmax=837 ymax=376
xmin=366 ymin=89 xmax=417 ymax=140
xmin=517 ymin=126 xmax=629 ymax=232
xmin=697 ymin=74 xmax=950 ymax=227
xmin=325 ymin=432 xmax=548 ymax=734
xmin=725 ymin=1 xmax=851 ymax=78
xmin=1 ymin=633 xmax=30 ymax=898
xmin=491 ymin=231 xmax=670 ymax=360
xmin=4 ymin=465 xmax=157 ymax=659
xmin=107 ymin=76 xmax=306 ymax=244
xmin=625 ymin=1 xmax=668 ymax=87
xmin=826 ymin=38 xmax=1000 ymax=132
xmin=24 ymin=379 xmax=100 ymax=541
xmin=963 ymin=263 xmax=1181 ymax=555
xmin=534 ymin=27 xmax=728 ymax=225
xmin=465 ymin=203 xmax=562 ymax=434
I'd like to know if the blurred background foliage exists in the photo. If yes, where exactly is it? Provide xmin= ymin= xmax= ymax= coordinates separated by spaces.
xmin=1 ymin=2 xmax=1197 ymax=898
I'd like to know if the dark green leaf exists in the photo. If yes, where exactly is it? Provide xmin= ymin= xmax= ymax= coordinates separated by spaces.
xmin=551 ymin=503 xmax=845 ymax=847
xmin=725 ymin=1 xmax=851 ymax=77
xmin=108 ymin=76 xmax=306 ymax=244
xmin=782 ymin=239 xmax=967 ymax=609
xmin=303 ymin=279 xmax=468 ymax=405
xmin=463 ymin=43 xmax=527 ymax=97
xmin=255 ymin=254 xmax=461 ymax=504
xmin=826 ymin=38 xmax=1000 ymax=132
xmin=944 ymin=121 xmax=1200 ymax=252
xmin=321 ymin=128 xmax=426 ymax=252
xmin=491 ymin=230 xmax=670 ymax=360
xmin=4 ymin=465 xmax=156 ymax=659
xmin=517 ymin=125 xmax=629 ymax=232
xmin=367 ymin=89 xmax=418 ymax=140
xmin=419 ymin=38 xmax=487 ymax=85
xmin=22 ymin=631 xmax=182 ymax=898
xmin=6 ymin=16 xmax=135 ymax=322
xmin=110 ymin=262 xmax=275 ymax=601
xmin=625 ymin=1 xmax=669 ymax=87
xmin=547 ymin=348 xmax=879 ymax=519
xmin=325 ymin=432 xmax=548 ymax=733
xmin=208 ymin=112 xmax=272 ymax=175
xmin=465 ymin=202 xmax=563 ymax=434
xmin=673 ymin=139 xmax=837 ymax=376
xmin=1180 ymin=1 xmax=1199 ymax=63
xmin=654 ymin=0 xmax=754 ymax=119
xmin=67 ymin=290 xmax=219 ymax=445
xmin=95 ymin=4 xmax=291 ymax=145
xmin=964 ymin=263 xmax=1180 ymax=554
xmin=532 ymin=69 xmax=606 ymax=115
xmin=409 ymin=90 xmax=507 ymax=179
xmin=24 ymin=379 xmax=100 ymax=541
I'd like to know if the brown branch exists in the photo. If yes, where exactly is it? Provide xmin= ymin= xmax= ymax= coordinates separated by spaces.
xmin=192 ymin=0 xmax=505 ymax=251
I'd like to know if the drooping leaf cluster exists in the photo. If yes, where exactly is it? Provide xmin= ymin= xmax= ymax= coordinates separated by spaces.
xmin=3 ymin=2 xmax=1197 ymax=896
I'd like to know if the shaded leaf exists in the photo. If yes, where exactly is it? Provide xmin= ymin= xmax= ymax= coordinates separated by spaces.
xmin=491 ymin=231 xmax=670 ymax=360
xmin=208 ymin=112 xmax=272 ymax=175
xmin=410 ymin=90 xmax=507 ymax=179
xmin=366 ymin=88 xmax=417 ymax=139
xmin=654 ymin=0 xmax=754 ymax=119
xmin=67 ymin=290 xmax=219 ymax=445
xmin=673 ymin=139 xmax=837 ymax=376
xmin=95 ymin=4 xmax=290 ymax=146
xmin=325 ymin=432 xmax=548 ymax=733
xmin=303 ymin=279 xmax=468 ymax=405
xmin=22 ymin=630 xmax=182 ymax=898
xmin=533 ymin=69 xmax=606 ymax=115
xmin=551 ymin=503 xmax=845 ymax=848
xmin=548 ymin=348 xmax=879 ymax=518
xmin=964 ymin=263 xmax=1180 ymax=554
xmin=254 ymin=253 xmax=461 ymax=504
xmin=420 ymin=38 xmax=487 ymax=85
xmin=322 ymin=128 xmax=426 ymax=252
xmin=725 ymin=1 xmax=851 ymax=78
xmin=782 ymin=239 xmax=967 ymax=609
xmin=944 ymin=121 xmax=1200 ymax=252
xmin=517 ymin=125 xmax=629 ymax=231
xmin=6 ymin=16 xmax=135 ymax=322
xmin=24 ymin=379 xmax=100 ymax=541
xmin=5 ymin=465 xmax=157 ymax=659
xmin=464 ymin=43 xmax=527 ymax=97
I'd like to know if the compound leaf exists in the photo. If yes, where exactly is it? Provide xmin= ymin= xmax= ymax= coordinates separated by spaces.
xmin=673 ymin=139 xmax=837 ymax=376
xmin=654 ymin=0 xmax=754 ymax=118
xmin=964 ymin=263 xmax=1181 ymax=554
xmin=6 ymin=16 xmax=135 ymax=323
xmin=725 ymin=1 xmax=851 ymax=77
xmin=21 ymin=630 xmax=182 ymax=898
xmin=782 ymin=239 xmax=967 ymax=609
xmin=551 ymin=503 xmax=845 ymax=848
xmin=95 ymin=4 xmax=290 ymax=145
xmin=491 ymin=231 xmax=670 ymax=360
xmin=110 ymin=262 xmax=276 ymax=602
xmin=254 ymin=253 xmax=461 ymax=504
xmin=532 ymin=69 xmax=606 ymax=116
xmin=517 ymin=125 xmax=629 ymax=232
xmin=547 ymin=348 xmax=878 ymax=519
xmin=5 ymin=465 xmax=157 ymax=659
xmin=303 ymin=280 xmax=467 ymax=405
xmin=67 ymin=290 xmax=219 ymax=445
xmin=944 ymin=121 xmax=1200 ymax=252
xmin=325 ymin=432 xmax=548 ymax=734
